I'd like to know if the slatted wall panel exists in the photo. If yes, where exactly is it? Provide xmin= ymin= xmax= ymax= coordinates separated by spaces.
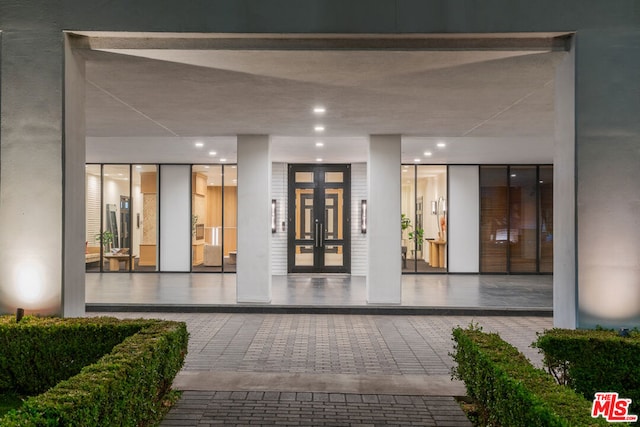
xmin=271 ymin=163 xmax=288 ymax=274
xmin=350 ymin=163 xmax=367 ymax=276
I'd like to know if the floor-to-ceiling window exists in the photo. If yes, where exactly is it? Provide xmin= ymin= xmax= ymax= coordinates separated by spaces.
xmin=135 ymin=165 xmax=158 ymax=271
xmin=87 ymin=163 xmax=237 ymax=273
xmin=191 ymin=164 xmax=237 ymax=273
xmin=401 ymin=165 xmax=447 ymax=273
xmin=480 ymin=165 xmax=553 ymax=273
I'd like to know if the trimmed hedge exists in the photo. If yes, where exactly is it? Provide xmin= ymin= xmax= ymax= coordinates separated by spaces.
xmin=535 ymin=328 xmax=640 ymax=414
xmin=0 ymin=316 xmax=146 ymax=395
xmin=0 ymin=316 xmax=188 ymax=426
xmin=451 ymin=325 xmax=611 ymax=426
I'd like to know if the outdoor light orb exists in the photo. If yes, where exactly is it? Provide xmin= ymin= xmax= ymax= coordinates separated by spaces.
xmin=5 ymin=260 xmax=60 ymax=315
xmin=581 ymin=267 xmax=640 ymax=320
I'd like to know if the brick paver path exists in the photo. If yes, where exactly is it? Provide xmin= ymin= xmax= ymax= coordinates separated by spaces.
xmin=98 ymin=313 xmax=551 ymax=426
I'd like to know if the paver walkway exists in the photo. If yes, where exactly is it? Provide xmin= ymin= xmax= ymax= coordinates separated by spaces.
xmin=96 ymin=313 xmax=552 ymax=426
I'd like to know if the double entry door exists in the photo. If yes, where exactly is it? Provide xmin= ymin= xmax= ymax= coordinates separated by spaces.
xmin=288 ymin=164 xmax=350 ymax=273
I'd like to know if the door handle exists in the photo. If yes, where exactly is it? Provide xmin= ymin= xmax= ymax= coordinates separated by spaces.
xmin=319 ymin=224 xmax=324 ymax=248
xmin=315 ymin=223 xmax=320 ymax=248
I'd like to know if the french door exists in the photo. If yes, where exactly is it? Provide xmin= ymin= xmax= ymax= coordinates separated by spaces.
xmin=288 ymin=164 xmax=351 ymax=273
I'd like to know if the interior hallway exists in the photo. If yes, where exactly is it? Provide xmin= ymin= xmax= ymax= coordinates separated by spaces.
xmin=86 ymin=273 xmax=552 ymax=312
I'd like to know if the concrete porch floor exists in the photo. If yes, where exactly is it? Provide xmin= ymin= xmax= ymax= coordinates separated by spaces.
xmin=86 ymin=273 xmax=552 ymax=314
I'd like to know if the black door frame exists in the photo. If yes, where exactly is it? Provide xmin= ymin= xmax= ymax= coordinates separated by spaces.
xmin=287 ymin=164 xmax=351 ymax=273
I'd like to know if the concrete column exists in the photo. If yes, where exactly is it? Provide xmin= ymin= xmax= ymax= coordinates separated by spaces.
xmin=63 ymin=34 xmax=87 ymax=317
xmin=553 ymin=38 xmax=577 ymax=329
xmin=0 ymin=30 xmax=68 ymax=316
xmin=367 ymin=135 xmax=401 ymax=304
xmin=574 ymin=29 xmax=640 ymax=329
xmin=237 ymin=135 xmax=272 ymax=303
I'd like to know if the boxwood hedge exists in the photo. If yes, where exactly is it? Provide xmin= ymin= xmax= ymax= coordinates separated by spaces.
xmin=0 ymin=316 xmax=188 ymax=426
xmin=535 ymin=328 xmax=640 ymax=415
xmin=451 ymin=325 xmax=612 ymax=426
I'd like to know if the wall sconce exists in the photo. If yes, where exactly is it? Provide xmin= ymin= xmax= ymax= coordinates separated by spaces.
xmin=271 ymin=199 xmax=277 ymax=233
xmin=361 ymin=200 xmax=367 ymax=234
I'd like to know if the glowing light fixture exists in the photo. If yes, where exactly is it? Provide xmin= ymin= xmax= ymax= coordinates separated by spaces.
xmin=414 ymin=158 xmax=421 ymax=163
xmin=195 ymin=142 xmax=204 ymax=148
xmin=316 ymin=158 xmax=323 ymax=162
xmin=271 ymin=199 xmax=277 ymax=233
xmin=361 ymin=200 xmax=367 ymax=234
xmin=313 ymin=106 xmax=326 ymax=114
xmin=437 ymin=142 xmax=446 ymax=148
xmin=209 ymin=151 xmax=217 ymax=156
xmin=315 ymin=141 xmax=324 ymax=147
xmin=314 ymin=125 xmax=325 ymax=132
xmin=424 ymin=151 xmax=432 ymax=157
xmin=220 ymin=158 xmax=227 ymax=162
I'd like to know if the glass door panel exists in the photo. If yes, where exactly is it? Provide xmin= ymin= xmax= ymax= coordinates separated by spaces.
xmin=324 ymin=188 xmax=344 ymax=267
xmin=289 ymin=164 xmax=350 ymax=273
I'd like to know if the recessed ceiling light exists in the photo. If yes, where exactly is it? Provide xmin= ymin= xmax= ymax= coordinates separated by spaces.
xmin=539 ymin=180 xmax=544 ymax=184
xmin=511 ymin=174 xmax=517 ymax=177
xmin=316 ymin=158 xmax=323 ymax=162
xmin=209 ymin=151 xmax=217 ymax=156
xmin=195 ymin=142 xmax=204 ymax=148
xmin=204 ymin=166 xmax=210 ymax=169
xmin=424 ymin=151 xmax=432 ymax=157
xmin=220 ymin=158 xmax=227 ymax=162
xmin=437 ymin=142 xmax=446 ymax=148
xmin=314 ymin=125 xmax=325 ymax=132
xmin=414 ymin=158 xmax=421 ymax=163
xmin=136 ymin=165 xmax=142 ymax=169
xmin=231 ymin=165 xmax=237 ymax=169
xmin=315 ymin=141 xmax=324 ymax=147
xmin=402 ymin=169 xmax=407 ymax=173
xmin=313 ymin=106 xmax=326 ymax=114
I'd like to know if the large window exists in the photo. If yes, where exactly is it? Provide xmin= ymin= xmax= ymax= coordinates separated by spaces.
xmin=191 ymin=165 xmax=237 ymax=272
xmin=401 ymin=165 xmax=447 ymax=273
xmin=480 ymin=165 xmax=553 ymax=273
xmin=86 ymin=163 xmax=236 ymax=273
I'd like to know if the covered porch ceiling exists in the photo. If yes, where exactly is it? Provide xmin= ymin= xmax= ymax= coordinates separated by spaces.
xmin=74 ymin=32 xmax=571 ymax=164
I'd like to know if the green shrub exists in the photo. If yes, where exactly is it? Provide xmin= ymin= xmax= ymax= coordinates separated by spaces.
xmin=535 ymin=328 xmax=640 ymax=414
xmin=452 ymin=325 xmax=612 ymax=426
xmin=0 ymin=316 xmax=188 ymax=427
xmin=0 ymin=316 xmax=146 ymax=394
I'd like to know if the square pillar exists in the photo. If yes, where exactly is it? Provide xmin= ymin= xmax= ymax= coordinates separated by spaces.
xmin=0 ymin=30 xmax=83 ymax=316
xmin=553 ymin=37 xmax=577 ymax=329
xmin=574 ymin=29 xmax=640 ymax=329
xmin=237 ymin=135 xmax=272 ymax=303
xmin=367 ymin=135 xmax=401 ymax=304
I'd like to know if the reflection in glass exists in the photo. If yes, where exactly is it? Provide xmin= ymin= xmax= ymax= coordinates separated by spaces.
xmin=401 ymin=165 xmax=447 ymax=273
xmin=103 ymin=165 xmax=131 ymax=272
xmin=223 ymin=166 xmax=238 ymax=273
xmin=539 ymin=166 xmax=554 ymax=273
xmin=85 ymin=165 xmax=102 ymax=272
xmin=135 ymin=165 xmax=158 ymax=271
xmin=480 ymin=166 xmax=508 ymax=273
xmin=509 ymin=166 xmax=537 ymax=273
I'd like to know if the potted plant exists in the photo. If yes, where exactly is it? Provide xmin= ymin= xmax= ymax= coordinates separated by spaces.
xmin=96 ymin=230 xmax=114 ymax=252
xmin=401 ymin=214 xmax=425 ymax=259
